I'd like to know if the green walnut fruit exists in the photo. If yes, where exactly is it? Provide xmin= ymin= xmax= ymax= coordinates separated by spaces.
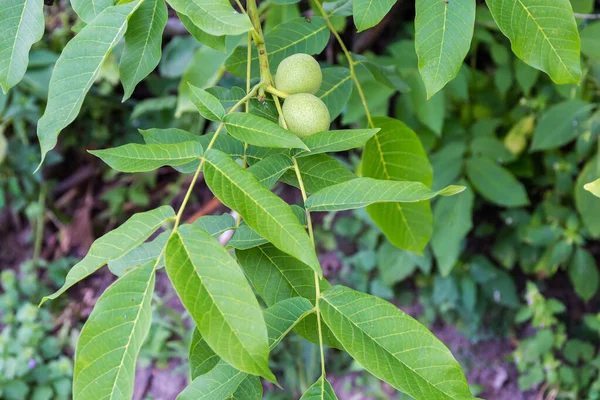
xmin=275 ymin=53 xmax=322 ymax=95
xmin=281 ymin=93 xmax=330 ymax=138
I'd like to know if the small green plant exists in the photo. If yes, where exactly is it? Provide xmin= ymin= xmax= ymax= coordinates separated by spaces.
xmin=513 ymin=283 xmax=600 ymax=398
xmin=0 ymin=265 xmax=74 ymax=400
xmin=1 ymin=0 xmax=596 ymax=398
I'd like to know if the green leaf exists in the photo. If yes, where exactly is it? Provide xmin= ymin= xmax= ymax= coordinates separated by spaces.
xmin=178 ymin=361 xmax=248 ymax=400
xmin=176 ymin=46 xmax=227 ymax=117
xmin=264 ymin=297 xmax=315 ymax=349
xmin=581 ymin=21 xmax=600 ymax=59
xmin=230 ymin=376 xmax=262 ymax=399
xmin=320 ymin=285 xmax=473 ymax=399
xmin=228 ymin=224 xmax=269 ymax=250
xmin=406 ymin=72 xmax=445 ymax=135
xmin=305 ymin=178 xmax=464 ymax=212
xmin=431 ymin=140 xmax=466 ymax=190
xmin=236 ymin=244 xmax=317 ymax=306
xmin=575 ymin=156 xmax=600 ymax=236
xmin=361 ymin=116 xmax=434 ymax=254
xmin=0 ymin=0 xmax=45 ymax=93
xmin=141 ymin=128 xmax=245 ymax=158
xmin=296 ymin=129 xmax=380 ymax=157
xmin=300 ymin=376 xmax=338 ymax=400
xmin=41 ymin=206 xmax=174 ymax=305
xmin=193 ymin=213 xmax=237 ymax=237
xmin=189 ymin=328 xmax=220 ymax=380
xmin=530 ymin=100 xmax=591 ymax=151
xmin=71 ymin=0 xmax=113 ymax=23
xmin=415 ymin=0 xmax=475 ymax=97
xmin=178 ymin=12 xmax=227 ymax=53
xmin=224 ymin=113 xmax=309 ymax=150
xmin=89 ymin=141 xmax=203 ymax=173
xmin=236 ymin=244 xmax=342 ymax=349
xmin=317 ymin=67 xmax=353 ymax=120
xmin=108 ymin=231 xmax=169 ymax=276
xmin=282 ymin=154 xmax=357 ymax=194
xmin=470 ymin=256 xmax=519 ymax=308
xmin=432 ymin=185 xmax=474 ymax=276
xmin=120 ymin=0 xmax=168 ymax=101
xmin=353 ymin=54 xmax=411 ymax=92
xmin=584 ymin=178 xmax=600 ymax=198
xmin=247 ymin=153 xmax=294 ymax=188
xmin=37 ymin=2 xmax=140 ymax=165
xmin=73 ymin=261 xmax=155 ymax=400
xmin=165 ymin=224 xmax=274 ymax=381
xmin=165 ymin=0 xmax=252 ymax=36
xmin=466 ymin=157 xmax=529 ymax=207
xmin=225 ymin=17 xmax=329 ymax=77
xmin=353 ymin=0 xmax=395 ymax=32
xmin=188 ymin=84 xmax=226 ymax=121
xmin=485 ymin=0 xmax=581 ymax=84
xmin=569 ymin=247 xmax=599 ymax=302
xmin=204 ymin=149 xmax=321 ymax=276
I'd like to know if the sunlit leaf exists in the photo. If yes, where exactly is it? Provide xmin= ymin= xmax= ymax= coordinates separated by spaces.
xmin=569 ymin=247 xmax=599 ymax=302
xmin=120 ymin=0 xmax=168 ymax=100
xmin=108 ymin=231 xmax=169 ymax=276
xmin=305 ymin=178 xmax=464 ymax=211
xmin=300 ymin=376 xmax=338 ymax=400
xmin=320 ymin=285 xmax=474 ymax=399
xmin=178 ymin=361 xmax=248 ymax=400
xmin=165 ymin=0 xmax=252 ymax=36
xmin=575 ymin=156 xmax=600 ymax=236
xmin=247 ymin=153 xmax=294 ymax=188
xmin=0 ymin=0 xmax=45 ymax=93
xmin=584 ymin=178 xmax=600 ymax=198
xmin=73 ymin=261 xmax=155 ymax=400
xmin=189 ymin=84 xmax=226 ymax=121
xmin=415 ymin=0 xmax=475 ymax=97
xmin=362 ymin=117 xmax=434 ymax=254
xmin=353 ymin=0 xmax=395 ymax=32
xmin=296 ymin=129 xmax=379 ymax=157
xmin=486 ymin=0 xmax=581 ymax=84
xmin=89 ymin=141 xmax=203 ymax=173
xmin=70 ymin=0 xmax=113 ymax=23
xmin=282 ymin=154 xmax=357 ymax=194
xmin=224 ymin=113 xmax=309 ymax=150
xmin=165 ymin=224 xmax=275 ymax=381
xmin=37 ymin=2 xmax=140 ymax=165
xmin=178 ymin=12 xmax=227 ymax=53
xmin=41 ymin=206 xmax=174 ymax=305
xmin=264 ymin=297 xmax=314 ymax=349
xmin=204 ymin=149 xmax=322 ymax=275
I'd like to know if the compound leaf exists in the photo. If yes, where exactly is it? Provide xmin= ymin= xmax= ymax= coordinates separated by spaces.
xmin=317 ymin=67 xmax=353 ymax=120
xmin=189 ymin=328 xmax=220 ymax=380
xmin=178 ymin=361 xmax=247 ymax=400
xmin=189 ymin=84 xmax=226 ymax=121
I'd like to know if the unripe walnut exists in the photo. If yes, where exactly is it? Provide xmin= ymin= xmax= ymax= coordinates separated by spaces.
xmin=275 ymin=54 xmax=322 ymax=95
xmin=281 ymin=93 xmax=330 ymax=138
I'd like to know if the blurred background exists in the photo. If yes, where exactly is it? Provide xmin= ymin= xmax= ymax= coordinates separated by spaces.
xmin=1 ymin=1 xmax=600 ymax=399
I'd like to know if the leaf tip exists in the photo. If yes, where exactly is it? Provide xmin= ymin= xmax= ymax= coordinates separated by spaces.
xmin=440 ymin=185 xmax=466 ymax=196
